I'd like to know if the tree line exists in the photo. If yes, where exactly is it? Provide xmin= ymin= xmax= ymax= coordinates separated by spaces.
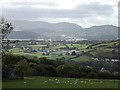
xmin=3 ymin=53 xmax=119 ymax=80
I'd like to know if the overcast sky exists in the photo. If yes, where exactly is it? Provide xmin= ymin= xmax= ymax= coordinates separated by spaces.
xmin=0 ymin=0 xmax=119 ymax=27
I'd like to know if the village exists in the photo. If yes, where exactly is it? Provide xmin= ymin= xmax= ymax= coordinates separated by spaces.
xmin=7 ymin=39 xmax=86 ymax=62
xmin=8 ymin=39 xmax=119 ymax=62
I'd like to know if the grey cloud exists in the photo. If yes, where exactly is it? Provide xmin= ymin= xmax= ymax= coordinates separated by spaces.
xmin=2 ymin=2 xmax=114 ymax=20
xmin=9 ymin=1 xmax=58 ymax=7
xmin=2 ymin=7 xmax=91 ymax=20
xmin=76 ymin=2 xmax=113 ymax=15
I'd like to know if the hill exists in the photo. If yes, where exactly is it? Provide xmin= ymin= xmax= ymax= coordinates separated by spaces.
xmin=8 ymin=20 xmax=118 ymax=40
xmin=8 ymin=30 xmax=39 ymax=39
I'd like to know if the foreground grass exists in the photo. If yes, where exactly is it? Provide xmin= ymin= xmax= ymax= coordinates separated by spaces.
xmin=3 ymin=77 xmax=119 ymax=88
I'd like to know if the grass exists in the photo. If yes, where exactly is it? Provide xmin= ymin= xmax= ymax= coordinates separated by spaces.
xmin=72 ymin=44 xmax=88 ymax=49
xmin=3 ymin=76 xmax=119 ymax=88
xmin=11 ymin=44 xmax=85 ymax=60
xmin=28 ymin=45 xmax=47 ymax=49
xmin=49 ymin=45 xmax=66 ymax=49
xmin=72 ymin=55 xmax=94 ymax=62
xmin=66 ymin=44 xmax=88 ymax=50
xmin=91 ymin=40 xmax=118 ymax=49
xmin=10 ymin=41 xmax=119 ymax=61
xmin=10 ymin=48 xmax=23 ymax=53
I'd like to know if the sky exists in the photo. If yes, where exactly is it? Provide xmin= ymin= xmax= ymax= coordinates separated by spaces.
xmin=0 ymin=0 xmax=119 ymax=27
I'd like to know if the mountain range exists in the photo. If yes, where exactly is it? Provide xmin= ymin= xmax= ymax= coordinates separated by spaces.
xmin=8 ymin=20 xmax=118 ymax=40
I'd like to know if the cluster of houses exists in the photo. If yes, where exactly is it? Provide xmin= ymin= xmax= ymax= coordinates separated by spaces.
xmin=66 ymin=50 xmax=80 ymax=56
xmin=92 ymin=57 xmax=119 ymax=62
xmin=19 ymin=44 xmax=81 ymax=57
xmin=21 ymin=46 xmax=55 ymax=53
xmin=9 ymin=40 xmax=81 ymax=57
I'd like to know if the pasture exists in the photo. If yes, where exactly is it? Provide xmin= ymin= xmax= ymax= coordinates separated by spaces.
xmin=10 ymin=43 xmax=91 ymax=61
xmin=3 ymin=77 xmax=119 ymax=88
xmin=9 ymin=40 xmax=119 ymax=62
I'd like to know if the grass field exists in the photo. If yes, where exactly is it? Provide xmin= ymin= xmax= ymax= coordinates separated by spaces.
xmin=27 ymin=45 xmax=47 ymax=49
xmin=9 ymin=40 xmax=119 ymax=62
xmin=72 ymin=55 xmax=94 ymax=62
xmin=10 ymin=44 xmax=90 ymax=61
xmin=3 ymin=77 xmax=119 ymax=88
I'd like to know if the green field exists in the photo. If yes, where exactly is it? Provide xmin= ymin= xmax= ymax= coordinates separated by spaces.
xmin=72 ymin=55 xmax=94 ymax=62
xmin=3 ymin=77 xmax=119 ymax=88
xmin=9 ymin=40 xmax=119 ymax=62
xmin=4 ymin=40 xmax=120 ymax=88
xmin=10 ymin=43 xmax=91 ymax=61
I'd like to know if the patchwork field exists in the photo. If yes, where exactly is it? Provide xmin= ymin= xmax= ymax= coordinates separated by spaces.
xmin=10 ymin=43 xmax=91 ymax=60
xmin=9 ymin=40 xmax=119 ymax=62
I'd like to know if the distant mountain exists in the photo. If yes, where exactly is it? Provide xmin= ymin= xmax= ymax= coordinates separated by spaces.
xmin=83 ymin=25 xmax=118 ymax=40
xmin=8 ymin=20 xmax=118 ymax=40
xmin=10 ymin=20 xmax=82 ymax=34
xmin=8 ymin=31 xmax=39 ymax=39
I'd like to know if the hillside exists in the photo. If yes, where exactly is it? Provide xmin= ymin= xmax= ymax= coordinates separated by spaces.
xmin=8 ymin=31 xmax=39 ymax=39
xmin=88 ymin=40 xmax=120 ymax=59
xmin=8 ymin=20 xmax=118 ymax=40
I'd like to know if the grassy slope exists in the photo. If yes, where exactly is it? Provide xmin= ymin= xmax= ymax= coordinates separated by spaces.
xmin=3 ymin=77 xmax=119 ymax=88
xmin=91 ymin=40 xmax=119 ymax=49
xmin=10 ymin=40 xmax=119 ymax=61
xmin=10 ymin=44 xmax=89 ymax=60
xmin=72 ymin=55 xmax=94 ymax=62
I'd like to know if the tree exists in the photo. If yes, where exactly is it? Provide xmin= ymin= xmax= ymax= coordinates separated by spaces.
xmin=0 ymin=17 xmax=13 ymax=38
xmin=1 ymin=17 xmax=14 ymax=79
xmin=14 ymin=59 xmax=29 ymax=78
xmin=71 ymin=51 xmax=76 ymax=55
xmin=0 ymin=17 xmax=14 ymax=52
xmin=56 ymin=63 xmax=80 ymax=77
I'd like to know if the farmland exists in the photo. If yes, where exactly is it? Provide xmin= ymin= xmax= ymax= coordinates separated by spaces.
xmin=9 ymin=41 xmax=90 ymax=61
xmin=9 ymin=40 xmax=119 ymax=62
xmin=3 ymin=76 xmax=119 ymax=88
xmin=3 ymin=40 xmax=119 ymax=89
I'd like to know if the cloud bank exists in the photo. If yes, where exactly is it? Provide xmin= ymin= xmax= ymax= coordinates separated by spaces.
xmin=1 ymin=0 xmax=118 ymax=27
